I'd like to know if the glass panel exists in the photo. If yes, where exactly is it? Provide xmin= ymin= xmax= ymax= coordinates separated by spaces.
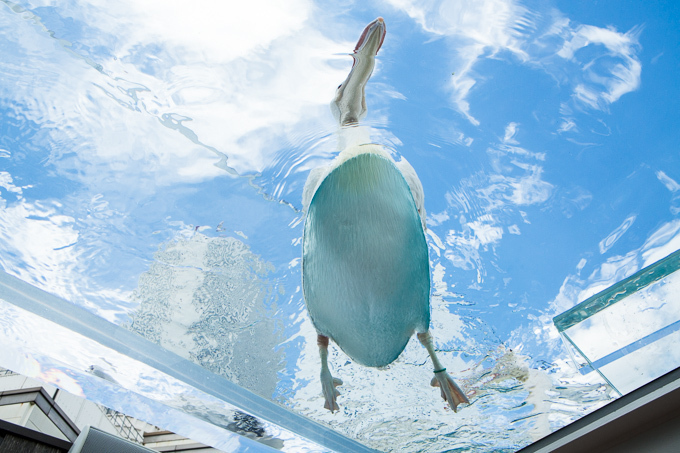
xmin=0 ymin=270 xmax=369 ymax=452
xmin=1 ymin=1 xmax=679 ymax=452
xmin=554 ymin=249 xmax=680 ymax=396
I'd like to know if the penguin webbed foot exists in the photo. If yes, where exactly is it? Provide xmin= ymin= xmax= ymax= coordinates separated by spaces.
xmin=431 ymin=370 xmax=469 ymax=412
xmin=320 ymin=368 xmax=343 ymax=413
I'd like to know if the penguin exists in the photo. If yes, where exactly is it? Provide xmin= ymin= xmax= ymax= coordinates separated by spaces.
xmin=302 ymin=17 xmax=469 ymax=413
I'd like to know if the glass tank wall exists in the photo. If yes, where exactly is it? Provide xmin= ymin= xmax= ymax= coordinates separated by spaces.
xmin=1 ymin=0 xmax=680 ymax=452
xmin=554 ymin=249 xmax=680 ymax=396
xmin=0 ymin=270 xmax=369 ymax=452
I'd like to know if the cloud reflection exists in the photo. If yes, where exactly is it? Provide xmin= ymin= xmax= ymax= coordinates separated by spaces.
xmin=0 ymin=0 xmax=369 ymax=320
xmin=598 ymin=214 xmax=637 ymax=254
xmin=386 ymin=0 xmax=642 ymax=127
xmin=3 ymin=0 xmax=354 ymax=185
xmin=556 ymin=24 xmax=642 ymax=109
xmin=434 ymin=122 xmax=552 ymax=283
xmin=656 ymin=170 xmax=680 ymax=215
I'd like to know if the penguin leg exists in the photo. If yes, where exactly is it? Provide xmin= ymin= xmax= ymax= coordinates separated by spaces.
xmin=417 ymin=331 xmax=469 ymax=412
xmin=317 ymin=334 xmax=343 ymax=413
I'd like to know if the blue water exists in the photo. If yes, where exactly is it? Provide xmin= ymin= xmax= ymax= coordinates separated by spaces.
xmin=1 ymin=0 xmax=680 ymax=451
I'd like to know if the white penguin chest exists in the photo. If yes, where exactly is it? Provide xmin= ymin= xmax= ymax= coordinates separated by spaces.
xmin=302 ymin=152 xmax=430 ymax=367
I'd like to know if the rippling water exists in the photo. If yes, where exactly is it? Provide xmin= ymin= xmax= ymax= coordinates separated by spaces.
xmin=2 ymin=0 xmax=680 ymax=452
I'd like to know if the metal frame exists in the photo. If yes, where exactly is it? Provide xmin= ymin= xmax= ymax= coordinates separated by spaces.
xmin=554 ymin=248 xmax=680 ymax=333
xmin=516 ymin=365 xmax=680 ymax=452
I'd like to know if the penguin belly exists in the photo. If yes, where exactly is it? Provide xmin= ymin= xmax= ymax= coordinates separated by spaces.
xmin=303 ymin=152 xmax=430 ymax=367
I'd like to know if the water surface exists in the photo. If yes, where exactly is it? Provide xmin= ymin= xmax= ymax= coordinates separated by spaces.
xmin=1 ymin=0 xmax=679 ymax=451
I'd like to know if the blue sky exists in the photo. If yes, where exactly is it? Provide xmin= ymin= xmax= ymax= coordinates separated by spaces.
xmin=1 ymin=0 xmax=680 ymax=451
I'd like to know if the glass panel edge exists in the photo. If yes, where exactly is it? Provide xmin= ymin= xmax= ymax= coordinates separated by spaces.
xmin=0 ymin=270 xmax=378 ymax=453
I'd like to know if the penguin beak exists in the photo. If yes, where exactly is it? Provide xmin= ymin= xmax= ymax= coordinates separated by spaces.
xmin=354 ymin=17 xmax=386 ymax=56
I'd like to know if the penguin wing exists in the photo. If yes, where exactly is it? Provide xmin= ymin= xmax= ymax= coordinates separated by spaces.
xmin=395 ymin=157 xmax=426 ymax=230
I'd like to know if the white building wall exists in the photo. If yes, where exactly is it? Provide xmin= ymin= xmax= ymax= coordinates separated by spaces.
xmin=54 ymin=389 xmax=119 ymax=436
xmin=25 ymin=405 xmax=69 ymax=440
xmin=0 ymin=368 xmax=220 ymax=451
xmin=0 ymin=373 xmax=33 ymax=393
xmin=0 ymin=401 xmax=31 ymax=426
xmin=0 ymin=369 xmax=121 ymax=438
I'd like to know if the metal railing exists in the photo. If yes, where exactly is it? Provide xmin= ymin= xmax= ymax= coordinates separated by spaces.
xmin=99 ymin=405 xmax=145 ymax=444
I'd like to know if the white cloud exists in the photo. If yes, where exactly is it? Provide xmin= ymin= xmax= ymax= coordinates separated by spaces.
xmin=438 ymin=123 xmax=552 ymax=282
xmin=427 ymin=210 xmax=450 ymax=227
xmin=385 ymin=0 xmax=642 ymax=125
xmin=0 ymin=194 xmax=134 ymax=320
xmin=469 ymin=219 xmax=504 ymax=245
xmin=558 ymin=119 xmax=577 ymax=133
xmin=503 ymin=122 xmax=520 ymax=144
xmin=1 ymin=0 xmax=371 ymax=320
xmin=598 ymin=214 xmax=637 ymax=254
xmin=2 ymin=0 xmax=353 ymax=187
xmin=0 ymin=172 xmax=28 ymax=194
xmin=556 ymin=24 xmax=642 ymax=111
xmin=641 ymin=219 xmax=680 ymax=266
xmin=385 ymin=0 xmax=530 ymax=124
xmin=657 ymin=171 xmax=680 ymax=192
xmin=51 ymin=0 xmax=312 ymax=63
xmin=503 ymin=162 xmax=553 ymax=205
xmin=0 ymin=200 xmax=79 ymax=295
xmin=655 ymin=171 xmax=680 ymax=215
